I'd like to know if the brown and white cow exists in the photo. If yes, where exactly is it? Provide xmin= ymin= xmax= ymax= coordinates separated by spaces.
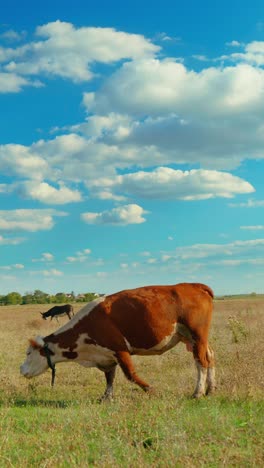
xmin=20 ymin=282 xmax=216 ymax=400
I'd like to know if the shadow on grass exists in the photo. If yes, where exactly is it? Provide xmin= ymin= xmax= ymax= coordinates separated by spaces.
xmin=0 ymin=398 xmax=71 ymax=408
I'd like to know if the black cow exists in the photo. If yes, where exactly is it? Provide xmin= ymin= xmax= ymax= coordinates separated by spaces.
xmin=41 ymin=304 xmax=74 ymax=322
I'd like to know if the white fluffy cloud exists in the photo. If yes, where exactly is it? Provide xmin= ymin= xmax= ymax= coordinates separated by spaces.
xmin=229 ymin=199 xmax=264 ymax=208
xmin=1 ymin=119 xmax=254 ymax=196
xmin=240 ymin=225 xmax=264 ymax=230
xmin=2 ymin=121 xmax=260 ymax=190
xmin=80 ymin=56 xmax=264 ymax=170
xmin=41 ymin=268 xmax=63 ymax=277
xmin=1 ymin=30 xmax=263 ymax=222
xmin=0 ymin=209 xmax=67 ymax=232
xmin=225 ymin=40 xmax=242 ymax=47
xmin=166 ymin=239 xmax=264 ymax=260
xmin=42 ymin=252 xmax=54 ymax=261
xmin=90 ymin=167 xmax=254 ymax=200
xmin=0 ymin=144 xmax=48 ymax=178
xmin=0 ymin=263 xmax=24 ymax=269
xmin=1 ymin=21 xmax=159 ymax=82
xmin=16 ymin=180 xmax=82 ymax=204
xmin=81 ymin=204 xmax=148 ymax=225
xmin=0 ymin=235 xmax=25 ymax=245
xmin=227 ymin=41 xmax=264 ymax=66
xmin=0 ymin=29 xmax=27 ymax=42
xmin=84 ymin=60 xmax=264 ymax=118
xmin=32 ymin=252 xmax=54 ymax=262
xmin=66 ymin=248 xmax=91 ymax=263
xmin=219 ymin=258 xmax=264 ymax=266
xmin=0 ymin=72 xmax=34 ymax=93
xmin=113 ymin=113 xmax=264 ymax=169
xmin=0 ymin=184 xmax=7 ymax=192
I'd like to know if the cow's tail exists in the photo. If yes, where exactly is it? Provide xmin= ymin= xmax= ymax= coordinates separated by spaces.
xmin=194 ymin=283 xmax=214 ymax=299
xmin=201 ymin=284 xmax=214 ymax=299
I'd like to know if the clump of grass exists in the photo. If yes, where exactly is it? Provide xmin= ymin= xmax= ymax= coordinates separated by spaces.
xmin=26 ymin=318 xmax=43 ymax=329
xmin=228 ymin=315 xmax=249 ymax=343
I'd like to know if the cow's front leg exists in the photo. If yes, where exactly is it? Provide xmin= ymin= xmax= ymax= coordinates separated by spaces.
xmin=115 ymin=351 xmax=152 ymax=392
xmin=98 ymin=366 xmax=117 ymax=402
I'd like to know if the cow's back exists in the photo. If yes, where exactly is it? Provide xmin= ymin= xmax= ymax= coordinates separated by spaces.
xmin=88 ymin=283 xmax=213 ymax=350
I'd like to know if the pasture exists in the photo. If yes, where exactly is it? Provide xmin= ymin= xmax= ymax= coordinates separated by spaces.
xmin=0 ymin=298 xmax=263 ymax=467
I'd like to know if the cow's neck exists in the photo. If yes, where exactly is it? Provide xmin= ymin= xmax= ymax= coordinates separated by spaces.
xmin=43 ymin=316 xmax=91 ymax=363
xmin=42 ymin=297 xmax=106 ymax=363
xmin=43 ymin=330 xmax=79 ymax=364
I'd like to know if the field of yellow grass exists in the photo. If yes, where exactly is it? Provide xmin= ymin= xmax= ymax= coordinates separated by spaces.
xmin=0 ymin=298 xmax=263 ymax=466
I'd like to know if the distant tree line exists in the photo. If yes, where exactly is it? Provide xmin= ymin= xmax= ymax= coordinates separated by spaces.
xmin=0 ymin=290 xmax=100 ymax=306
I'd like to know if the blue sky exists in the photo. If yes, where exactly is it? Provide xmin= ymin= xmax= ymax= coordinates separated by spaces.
xmin=0 ymin=0 xmax=264 ymax=296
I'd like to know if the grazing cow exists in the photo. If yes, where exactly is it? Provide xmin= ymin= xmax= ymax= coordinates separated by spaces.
xmin=20 ymin=283 xmax=216 ymax=400
xmin=41 ymin=304 xmax=74 ymax=322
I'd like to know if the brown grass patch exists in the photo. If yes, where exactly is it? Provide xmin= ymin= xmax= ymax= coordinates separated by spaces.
xmin=0 ymin=298 xmax=263 ymax=398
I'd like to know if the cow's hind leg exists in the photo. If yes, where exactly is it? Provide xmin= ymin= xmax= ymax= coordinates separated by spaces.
xmin=192 ymin=340 xmax=208 ymax=398
xmin=205 ymin=345 xmax=216 ymax=395
xmin=115 ymin=351 xmax=152 ymax=393
xmin=98 ymin=366 xmax=117 ymax=402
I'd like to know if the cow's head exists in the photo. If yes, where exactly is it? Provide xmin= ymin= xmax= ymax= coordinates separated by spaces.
xmin=20 ymin=336 xmax=49 ymax=378
xmin=40 ymin=312 xmax=47 ymax=320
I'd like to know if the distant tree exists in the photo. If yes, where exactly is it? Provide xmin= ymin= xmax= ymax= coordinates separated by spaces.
xmin=76 ymin=295 xmax=85 ymax=302
xmin=4 ymin=292 xmax=22 ymax=305
xmin=84 ymin=293 xmax=98 ymax=302
xmin=22 ymin=293 xmax=34 ymax=304
xmin=49 ymin=295 xmax=56 ymax=303
xmin=33 ymin=289 xmax=50 ymax=304
xmin=71 ymin=291 xmax=75 ymax=300
xmin=0 ymin=289 xmax=102 ymax=305
xmin=55 ymin=292 xmax=67 ymax=303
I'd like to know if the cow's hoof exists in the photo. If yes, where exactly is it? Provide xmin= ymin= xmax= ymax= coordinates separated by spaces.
xmin=97 ymin=393 xmax=114 ymax=403
xmin=192 ymin=391 xmax=205 ymax=399
xmin=205 ymin=386 xmax=216 ymax=396
xmin=144 ymin=385 xmax=155 ymax=394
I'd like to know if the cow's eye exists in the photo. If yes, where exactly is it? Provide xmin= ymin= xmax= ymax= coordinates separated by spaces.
xmin=27 ymin=351 xmax=31 ymax=356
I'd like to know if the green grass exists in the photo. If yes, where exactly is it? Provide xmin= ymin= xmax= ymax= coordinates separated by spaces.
xmin=1 ymin=391 xmax=263 ymax=467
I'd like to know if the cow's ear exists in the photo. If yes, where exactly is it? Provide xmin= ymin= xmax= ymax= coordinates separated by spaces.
xmin=29 ymin=338 xmax=41 ymax=349
xmin=29 ymin=336 xmax=45 ymax=349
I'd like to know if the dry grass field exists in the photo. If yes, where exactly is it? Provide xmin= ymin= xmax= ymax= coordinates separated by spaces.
xmin=0 ymin=297 xmax=264 ymax=467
